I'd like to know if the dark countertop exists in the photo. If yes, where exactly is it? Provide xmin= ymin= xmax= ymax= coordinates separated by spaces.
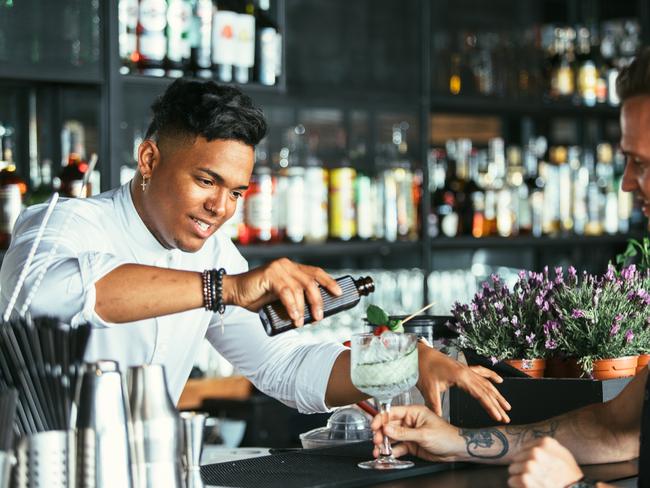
xmin=369 ymin=460 xmax=639 ymax=487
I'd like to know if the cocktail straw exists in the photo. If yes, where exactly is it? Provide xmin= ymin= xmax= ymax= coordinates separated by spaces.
xmin=400 ymin=301 xmax=436 ymax=326
xmin=3 ymin=193 xmax=59 ymax=322
xmin=20 ymin=153 xmax=99 ymax=317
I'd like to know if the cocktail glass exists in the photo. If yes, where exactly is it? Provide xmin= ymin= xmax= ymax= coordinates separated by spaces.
xmin=350 ymin=332 xmax=419 ymax=470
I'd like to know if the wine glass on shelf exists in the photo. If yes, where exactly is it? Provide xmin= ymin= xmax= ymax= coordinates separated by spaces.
xmin=350 ymin=332 xmax=419 ymax=470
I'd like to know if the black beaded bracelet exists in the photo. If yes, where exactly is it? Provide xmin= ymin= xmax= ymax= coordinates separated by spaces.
xmin=204 ymin=268 xmax=226 ymax=314
xmin=214 ymin=268 xmax=226 ymax=314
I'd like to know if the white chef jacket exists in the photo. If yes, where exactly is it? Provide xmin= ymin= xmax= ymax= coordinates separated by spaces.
xmin=0 ymin=183 xmax=345 ymax=412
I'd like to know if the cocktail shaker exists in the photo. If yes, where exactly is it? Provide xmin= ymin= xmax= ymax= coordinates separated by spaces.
xmin=14 ymin=430 xmax=74 ymax=488
xmin=128 ymin=364 xmax=184 ymax=488
xmin=180 ymin=411 xmax=207 ymax=488
xmin=75 ymin=360 xmax=133 ymax=488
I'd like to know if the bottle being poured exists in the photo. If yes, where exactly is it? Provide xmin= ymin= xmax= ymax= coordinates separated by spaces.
xmin=259 ymin=275 xmax=375 ymax=336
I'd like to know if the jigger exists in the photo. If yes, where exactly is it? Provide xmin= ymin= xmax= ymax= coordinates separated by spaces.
xmin=180 ymin=411 xmax=207 ymax=487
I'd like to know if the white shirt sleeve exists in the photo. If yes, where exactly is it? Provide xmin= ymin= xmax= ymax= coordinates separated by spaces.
xmin=0 ymin=204 xmax=128 ymax=326
xmin=204 ymin=236 xmax=347 ymax=414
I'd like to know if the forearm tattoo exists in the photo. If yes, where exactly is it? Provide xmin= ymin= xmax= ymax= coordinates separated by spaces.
xmin=459 ymin=428 xmax=509 ymax=459
xmin=459 ymin=420 xmax=559 ymax=460
xmin=504 ymin=420 xmax=559 ymax=447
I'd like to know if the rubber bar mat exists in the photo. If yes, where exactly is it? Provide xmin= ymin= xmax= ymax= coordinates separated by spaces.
xmin=200 ymin=441 xmax=454 ymax=488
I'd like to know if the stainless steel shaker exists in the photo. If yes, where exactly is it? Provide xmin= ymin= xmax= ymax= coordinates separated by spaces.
xmin=128 ymin=364 xmax=184 ymax=488
xmin=75 ymin=360 xmax=133 ymax=488
xmin=180 ymin=411 xmax=207 ymax=488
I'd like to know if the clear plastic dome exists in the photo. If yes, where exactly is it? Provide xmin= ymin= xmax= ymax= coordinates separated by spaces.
xmin=299 ymin=407 xmax=372 ymax=449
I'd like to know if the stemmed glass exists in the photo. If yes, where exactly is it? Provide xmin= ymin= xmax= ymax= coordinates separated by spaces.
xmin=350 ymin=332 xmax=419 ymax=470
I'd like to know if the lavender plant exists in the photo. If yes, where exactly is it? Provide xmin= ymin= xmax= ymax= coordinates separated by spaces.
xmin=450 ymin=269 xmax=558 ymax=363
xmin=537 ymin=264 xmax=650 ymax=374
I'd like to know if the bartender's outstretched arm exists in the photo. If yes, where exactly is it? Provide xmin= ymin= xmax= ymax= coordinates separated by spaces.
xmin=94 ymin=257 xmax=339 ymax=326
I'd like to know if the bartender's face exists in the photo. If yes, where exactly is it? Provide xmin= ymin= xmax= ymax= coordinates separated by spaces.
xmin=138 ymin=135 xmax=253 ymax=252
xmin=621 ymin=95 xmax=650 ymax=218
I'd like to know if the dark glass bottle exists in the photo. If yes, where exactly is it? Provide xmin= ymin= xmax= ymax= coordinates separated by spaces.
xmin=260 ymin=275 xmax=375 ymax=336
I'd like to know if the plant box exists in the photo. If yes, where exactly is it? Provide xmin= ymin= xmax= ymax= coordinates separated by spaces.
xmin=450 ymin=376 xmax=632 ymax=428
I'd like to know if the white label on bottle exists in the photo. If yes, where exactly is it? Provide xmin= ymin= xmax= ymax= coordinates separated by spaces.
xmin=441 ymin=212 xmax=458 ymax=238
xmin=274 ymin=32 xmax=282 ymax=77
xmin=139 ymin=0 xmax=167 ymax=32
xmin=139 ymin=31 xmax=167 ymax=60
xmin=235 ymin=13 xmax=255 ymax=68
xmin=286 ymin=173 xmax=305 ymax=243
xmin=259 ymin=27 xmax=277 ymax=85
xmin=167 ymin=0 xmax=192 ymax=61
xmin=304 ymin=168 xmax=328 ymax=242
xmin=212 ymin=10 xmax=236 ymax=65
xmin=196 ymin=0 xmax=213 ymax=67
xmin=119 ymin=0 xmax=139 ymax=59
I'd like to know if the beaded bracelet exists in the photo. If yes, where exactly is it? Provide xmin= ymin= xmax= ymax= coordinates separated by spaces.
xmin=202 ymin=268 xmax=226 ymax=314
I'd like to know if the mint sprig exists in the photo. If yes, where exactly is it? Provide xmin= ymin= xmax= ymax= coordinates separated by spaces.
xmin=366 ymin=305 xmax=404 ymax=333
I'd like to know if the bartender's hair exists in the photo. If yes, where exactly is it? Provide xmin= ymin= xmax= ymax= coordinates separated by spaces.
xmin=616 ymin=47 xmax=650 ymax=102
xmin=145 ymin=78 xmax=267 ymax=147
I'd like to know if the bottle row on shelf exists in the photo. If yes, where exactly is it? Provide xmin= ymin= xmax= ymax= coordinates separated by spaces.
xmin=435 ymin=17 xmax=641 ymax=106
xmin=119 ymin=0 xmax=282 ymax=86
xmin=221 ymin=157 xmax=421 ymax=246
xmin=428 ymin=137 xmax=640 ymax=240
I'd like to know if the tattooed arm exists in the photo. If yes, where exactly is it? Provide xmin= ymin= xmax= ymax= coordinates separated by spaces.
xmin=371 ymin=368 xmax=646 ymax=465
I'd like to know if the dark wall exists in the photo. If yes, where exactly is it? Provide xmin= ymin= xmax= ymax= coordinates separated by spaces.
xmin=285 ymin=0 xmax=421 ymax=96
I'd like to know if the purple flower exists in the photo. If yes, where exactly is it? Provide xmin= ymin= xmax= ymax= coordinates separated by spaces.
xmin=535 ymin=294 xmax=544 ymax=308
xmin=541 ymin=301 xmax=550 ymax=313
xmin=491 ymin=274 xmax=501 ymax=283
xmin=518 ymin=270 xmax=527 ymax=280
xmin=571 ymin=309 xmax=586 ymax=319
xmin=511 ymin=315 xmax=519 ymax=326
xmin=525 ymin=333 xmax=536 ymax=346
xmin=610 ymin=322 xmax=621 ymax=336
xmin=500 ymin=317 xmax=509 ymax=324
xmin=490 ymin=356 xmax=498 ymax=365
xmin=604 ymin=265 xmax=616 ymax=282
xmin=514 ymin=329 xmax=522 ymax=337
xmin=545 ymin=338 xmax=558 ymax=350
xmin=625 ymin=330 xmax=635 ymax=343
xmin=621 ymin=265 xmax=637 ymax=282
xmin=568 ymin=266 xmax=577 ymax=279
xmin=494 ymin=302 xmax=504 ymax=312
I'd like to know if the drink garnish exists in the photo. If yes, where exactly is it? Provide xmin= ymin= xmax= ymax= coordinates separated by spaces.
xmin=366 ymin=305 xmax=404 ymax=333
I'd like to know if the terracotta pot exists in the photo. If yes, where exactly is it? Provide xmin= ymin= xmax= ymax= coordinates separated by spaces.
xmin=591 ymin=356 xmax=638 ymax=380
xmin=636 ymin=354 xmax=650 ymax=374
xmin=504 ymin=358 xmax=546 ymax=378
xmin=545 ymin=357 xmax=584 ymax=378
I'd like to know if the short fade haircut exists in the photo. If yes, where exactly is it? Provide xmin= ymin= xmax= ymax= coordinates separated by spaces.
xmin=145 ymin=78 xmax=267 ymax=147
xmin=616 ymin=47 xmax=650 ymax=103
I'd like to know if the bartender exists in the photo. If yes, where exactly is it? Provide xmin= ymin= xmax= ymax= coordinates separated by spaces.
xmin=370 ymin=47 xmax=650 ymax=488
xmin=0 ymin=78 xmax=510 ymax=420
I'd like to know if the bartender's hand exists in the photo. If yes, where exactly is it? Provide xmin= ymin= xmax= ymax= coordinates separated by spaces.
xmin=508 ymin=437 xmax=584 ymax=488
xmin=222 ymin=258 xmax=341 ymax=326
xmin=371 ymin=405 xmax=462 ymax=462
xmin=417 ymin=345 xmax=511 ymax=423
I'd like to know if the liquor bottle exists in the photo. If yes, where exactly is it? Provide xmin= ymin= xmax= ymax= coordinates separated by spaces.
xmin=584 ymin=149 xmax=603 ymax=236
xmin=614 ymin=148 xmax=632 ymax=234
xmin=550 ymin=28 xmax=575 ymax=99
xmin=234 ymin=0 xmax=256 ymax=84
xmin=555 ymin=146 xmax=573 ymax=233
xmin=243 ymin=161 xmax=276 ymax=243
xmin=436 ymin=145 xmax=460 ymax=238
xmin=599 ymin=28 xmax=619 ymax=106
xmin=355 ymin=173 xmax=373 ymax=241
xmin=570 ymin=146 xmax=588 ymax=236
xmin=118 ymin=0 xmax=139 ymax=74
xmin=303 ymin=149 xmax=329 ymax=244
xmin=212 ymin=0 xmax=237 ymax=83
xmin=255 ymin=0 xmax=280 ymax=86
xmin=165 ymin=0 xmax=192 ymax=77
xmin=190 ymin=0 xmax=214 ymax=78
xmin=137 ymin=0 xmax=168 ymax=76
xmin=576 ymin=27 xmax=598 ymax=107
xmin=329 ymin=160 xmax=357 ymax=242
xmin=259 ymin=275 xmax=375 ymax=336
xmin=597 ymin=143 xmax=618 ymax=235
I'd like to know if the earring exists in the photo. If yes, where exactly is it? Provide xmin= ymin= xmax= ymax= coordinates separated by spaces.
xmin=141 ymin=176 xmax=148 ymax=192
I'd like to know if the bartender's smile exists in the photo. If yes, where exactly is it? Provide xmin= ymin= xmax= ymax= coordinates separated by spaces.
xmin=134 ymin=136 xmax=254 ymax=253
